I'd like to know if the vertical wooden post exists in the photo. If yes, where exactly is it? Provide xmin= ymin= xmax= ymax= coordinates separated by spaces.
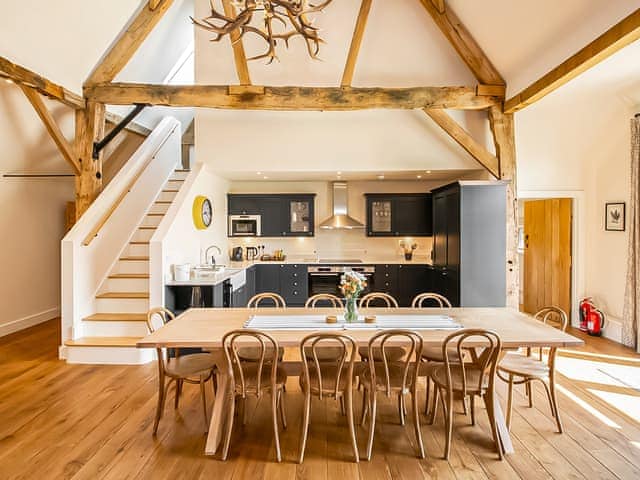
xmin=75 ymin=101 xmax=106 ymax=219
xmin=488 ymin=105 xmax=519 ymax=309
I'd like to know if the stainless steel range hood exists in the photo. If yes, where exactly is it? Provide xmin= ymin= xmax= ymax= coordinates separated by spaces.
xmin=319 ymin=182 xmax=364 ymax=229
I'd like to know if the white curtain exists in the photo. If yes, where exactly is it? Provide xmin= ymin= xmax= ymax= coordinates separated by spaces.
xmin=623 ymin=117 xmax=640 ymax=352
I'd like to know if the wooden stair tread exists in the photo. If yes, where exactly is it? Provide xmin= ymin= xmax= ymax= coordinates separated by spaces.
xmin=108 ymin=273 xmax=149 ymax=279
xmin=154 ymin=201 xmax=172 ymax=204
xmin=146 ymin=213 xmax=164 ymax=216
xmin=162 ymin=189 xmax=179 ymax=193
xmin=84 ymin=313 xmax=147 ymax=322
xmin=120 ymin=256 xmax=149 ymax=261
xmin=65 ymin=337 xmax=142 ymax=347
xmin=174 ymin=169 xmax=191 ymax=172
xmin=96 ymin=292 xmax=149 ymax=299
xmin=138 ymin=226 xmax=157 ymax=230
xmin=128 ymin=241 xmax=149 ymax=245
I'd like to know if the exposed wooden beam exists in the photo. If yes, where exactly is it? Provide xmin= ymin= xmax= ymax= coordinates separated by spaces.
xmin=424 ymin=109 xmax=499 ymax=178
xmin=341 ymin=0 xmax=373 ymax=87
xmin=0 ymin=56 xmax=84 ymax=109
xmin=20 ymin=86 xmax=81 ymax=175
xmin=505 ymin=8 xmax=640 ymax=113
xmin=75 ymin=101 xmax=106 ymax=218
xmin=488 ymin=105 xmax=518 ymax=308
xmin=85 ymin=0 xmax=175 ymax=86
xmin=222 ymin=0 xmax=252 ymax=85
xmin=149 ymin=0 xmax=162 ymax=10
xmin=84 ymin=83 xmax=502 ymax=111
xmin=419 ymin=0 xmax=504 ymax=86
xmin=430 ymin=0 xmax=445 ymax=14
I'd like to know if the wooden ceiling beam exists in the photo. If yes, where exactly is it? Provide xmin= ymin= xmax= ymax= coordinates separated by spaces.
xmin=84 ymin=83 xmax=502 ymax=111
xmin=85 ymin=0 xmax=175 ymax=86
xmin=0 ymin=56 xmax=84 ymax=109
xmin=418 ymin=0 xmax=504 ymax=86
xmin=222 ymin=0 xmax=252 ymax=85
xmin=424 ymin=109 xmax=499 ymax=178
xmin=20 ymin=86 xmax=81 ymax=174
xmin=505 ymin=8 xmax=640 ymax=113
xmin=341 ymin=0 xmax=373 ymax=87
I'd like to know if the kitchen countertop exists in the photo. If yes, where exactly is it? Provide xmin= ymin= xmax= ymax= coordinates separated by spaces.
xmin=166 ymin=256 xmax=433 ymax=287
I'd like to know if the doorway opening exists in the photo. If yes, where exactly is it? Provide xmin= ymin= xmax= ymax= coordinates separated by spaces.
xmin=519 ymin=198 xmax=573 ymax=318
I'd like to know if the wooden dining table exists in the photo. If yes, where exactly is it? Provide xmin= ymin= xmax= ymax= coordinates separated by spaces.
xmin=137 ymin=306 xmax=584 ymax=457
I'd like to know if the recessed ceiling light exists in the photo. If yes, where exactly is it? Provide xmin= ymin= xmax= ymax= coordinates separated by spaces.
xmin=377 ymin=174 xmax=385 ymax=180
xmin=263 ymin=176 xmax=269 ymax=179
xmin=337 ymin=171 xmax=342 ymax=175
xmin=425 ymin=170 xmax=432 ymax=174
xmin=417 ymin=175 xmax=422 ymax=179
xmin=256 ymin=171 xmax=262 ymax=175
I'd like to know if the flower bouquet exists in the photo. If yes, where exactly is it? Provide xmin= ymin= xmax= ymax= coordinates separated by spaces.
xmin=340 ymin=270 xmax=367 ymax=323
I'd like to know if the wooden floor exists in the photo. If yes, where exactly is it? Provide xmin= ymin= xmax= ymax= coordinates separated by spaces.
xmin=1 ymin=320 xmax=640 ymax=480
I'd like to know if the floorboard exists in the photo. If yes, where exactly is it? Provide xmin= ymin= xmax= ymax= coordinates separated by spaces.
xmin=1 ymin=321 xmax=639 ymax=480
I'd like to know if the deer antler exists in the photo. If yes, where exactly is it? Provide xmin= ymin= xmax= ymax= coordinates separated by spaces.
xmin=193 ymin=0 xmax=333 ymax=63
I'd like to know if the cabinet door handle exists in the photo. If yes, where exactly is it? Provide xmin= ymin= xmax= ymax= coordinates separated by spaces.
xmin=293 ymin=282 xmax=298 ymax=286
xmin=293 ymin=273 xmax=298 ymax=277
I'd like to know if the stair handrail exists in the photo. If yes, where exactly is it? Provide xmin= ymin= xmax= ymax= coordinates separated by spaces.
xmin=82 ymin=127 xmax=177 ymax=246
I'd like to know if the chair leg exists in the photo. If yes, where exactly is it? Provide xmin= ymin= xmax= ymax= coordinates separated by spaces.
xmin=271 ymin=391 xmax=282 ymax=462
xmin=427 ymin=384 xmax=439 ymax=425
xmin=425 ymin=376 xmax=431 ymax=415
xmin=340 ymin=395 xmax=346 ymax=416
xmin=461 ymin=394 xmax=468 ymax=415
xmin=470 ymin=394 xmax=476 ymax=426
xmin=365 ymin=392 xmax=378 ymax=461
xmin=153 ymin=375 xmax=169 ymax=436
xmin=526 ymin=381 xmax=533 ymax=408
xmin=298 ymin=389 xmax=312 ymax=464
xmin=506 ymin=374 xmax=514 ymax=430
xmin=221 ymin=393 xmax=236 ymax=461
xmin=175 ymin=379 xmax=183 ymax=409
xmin=398 ymin=394 xmax=406 ymax=426
xmin=212 ymin=370 xmax=218 ymax=395
xmin=412 ymin=389 xmax=425 ymax=459
xmin=483 ymin=390 xmax=504 ymax=461
xmin=200 ymin=377 xmax=209 ymax=432
xmin=444 ymin=389 xmax=454 ymax=460
xmin=360 ymin=387 xmax=368 ymax=426
xmin=346 ymin=385 xmax=359 ymax=463
xmin=543 ymin=377 xmax=564 ymax=433
xmin=241 ymin=397 xmax=249 ymax=426
xmin=278 ymin=388 xmax=288 ymax=429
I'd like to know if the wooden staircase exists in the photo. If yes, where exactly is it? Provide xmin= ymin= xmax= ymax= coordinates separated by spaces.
xmin=64 ymin=169 xmax=190 ymax=364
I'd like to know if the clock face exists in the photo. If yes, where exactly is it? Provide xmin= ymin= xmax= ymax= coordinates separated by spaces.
xmin=202 ymin=199 xmax=212 ymax=227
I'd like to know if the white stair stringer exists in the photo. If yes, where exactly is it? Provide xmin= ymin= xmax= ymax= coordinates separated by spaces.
xmin=64 ymin=168 xmax=189 ymax=365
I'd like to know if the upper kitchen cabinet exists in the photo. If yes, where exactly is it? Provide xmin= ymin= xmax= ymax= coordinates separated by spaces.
xmin=365 ymin=193 xmax=432 ymax=237
xmin=431 ymin=182 xmax=506 ymax=307
xmin=228 ymin=194 xmax=315 ymax=237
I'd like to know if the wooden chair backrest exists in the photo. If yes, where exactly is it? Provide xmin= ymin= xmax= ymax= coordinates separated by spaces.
xmin=247 ymin=292 xmax=286 ymax=308
xmin=300 ymin=333 xmax=356 ymax=400
xmin=359 ymin=292 xmax=399 ymax=308
xmin=442 ymin=328 xmax=502 ymax=398
xmin=411 ymin=292 xmax=452 ymax=308
xmin=222 ymin=329 xmax=279 ymax=398
xmin=305 ymin=293 xmax=344 ymax=308
xmin=146 ymin=307 xmax=176 ymax=370
xmin=535 ymin=306 xmax=568 ymax=331
xmin=367 ymin=329 xmax=423 ymax=396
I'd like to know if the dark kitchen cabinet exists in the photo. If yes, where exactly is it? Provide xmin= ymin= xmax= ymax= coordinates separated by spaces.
xmin=373 ymin=264 xmax=399 ymax=298
xmin=397 ymin=265 xmax=432 ymax=307
xmin=365 ymin=193 xmax=432 ymax=237
xmin=256 ymin=264 xmax=280 ymax=294
xmin=228 ymin=194 xmax=315 ymax=237
xmin=431 ymin=182 xmax=506 ymax=307
xmin=279 ymin=264 xmax=308 ymax=306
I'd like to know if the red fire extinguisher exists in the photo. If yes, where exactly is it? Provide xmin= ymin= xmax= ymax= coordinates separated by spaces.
xmin=579 ymin=297 xmax=593 ymax=332
xmin=587 ymin=308 xmax=606 ymax=336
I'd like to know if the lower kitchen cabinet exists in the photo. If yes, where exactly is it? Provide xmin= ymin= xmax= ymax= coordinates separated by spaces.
xmin=397 ymin=265 xmax=432 ymax=307
xmin=255 ymin=264 xmax=308 ymax=307
xmin=255 ymin=264 xmax=280 ymax=294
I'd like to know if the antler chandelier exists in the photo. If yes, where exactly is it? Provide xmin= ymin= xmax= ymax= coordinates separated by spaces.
xmin=193 ymin=0 xmax=333 ymax=63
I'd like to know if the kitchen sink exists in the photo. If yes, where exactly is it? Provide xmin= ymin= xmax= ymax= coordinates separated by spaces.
xmin=192 ymin=265 xmax=227 ymax=279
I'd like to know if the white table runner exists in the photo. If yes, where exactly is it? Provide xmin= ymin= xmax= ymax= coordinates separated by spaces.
xmin=244 ymin=314 xmax=462 ymax=331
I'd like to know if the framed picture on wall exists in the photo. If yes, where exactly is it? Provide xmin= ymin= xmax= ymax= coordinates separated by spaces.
xmin=605 ymin=202 xmax=625 ymax=231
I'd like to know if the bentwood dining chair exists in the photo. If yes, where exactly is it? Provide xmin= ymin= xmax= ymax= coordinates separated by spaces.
xmin=298 ymin=333 xmax=359 ymax=463
xmin=411 ymin=292 xmax=452 ymax=308
xmin=359 ymin=330 xmax=425 ymax=460
xmin=146 ymin=307 xmax=217 ymax=436
xmin=239 ymin=293 xmax=287 ymax=362
xmin=359 ymin=292 xmax=399 ymax=308
xmin=305 ymin=293 xmax=344 ymax=308
xmin=497 ymin=306 xmax=568 ymax=433
xmin=426 ymin=329 xmax=503 ymax=460
xmin=221 ymin=329 xmax=288 ymax=462
xmin=247 ymin=292 xmax=286 ymax=308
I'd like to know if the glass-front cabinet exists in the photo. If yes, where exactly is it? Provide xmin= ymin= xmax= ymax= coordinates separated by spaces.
xmin=290 ymin=199 xmax=312 ymax=234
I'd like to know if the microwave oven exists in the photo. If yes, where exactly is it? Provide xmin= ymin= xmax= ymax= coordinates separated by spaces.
xmin=229 ymin=215 xmax=261 ymax=237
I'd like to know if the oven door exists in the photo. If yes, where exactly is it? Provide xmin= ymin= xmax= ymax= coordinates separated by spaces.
xmin=229 ymin=216 xmax=261 ymax=236
xmin=308 ymin=272 xmax=341 ymax=297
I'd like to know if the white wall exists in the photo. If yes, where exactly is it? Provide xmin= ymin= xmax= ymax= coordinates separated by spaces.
xmin=515 ymin=41 xmax=640 ymax=340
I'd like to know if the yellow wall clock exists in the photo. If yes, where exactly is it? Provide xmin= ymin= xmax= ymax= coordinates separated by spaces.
xmin=192 ymin=195 xmax=213 ymax=230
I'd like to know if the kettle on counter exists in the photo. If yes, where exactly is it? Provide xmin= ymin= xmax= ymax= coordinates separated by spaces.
xmin=231 ymin=246 xmax=244 ymax=261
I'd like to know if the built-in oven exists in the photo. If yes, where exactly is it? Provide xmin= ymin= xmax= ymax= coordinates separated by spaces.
xmin=228 ymin=215 xmax=261 ymax=237
xmin=308 ymin=265 xmax=375 ymax=298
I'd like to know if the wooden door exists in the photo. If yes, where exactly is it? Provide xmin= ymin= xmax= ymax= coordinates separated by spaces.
xmin=523 ymin=199 xmax=572 ymax=317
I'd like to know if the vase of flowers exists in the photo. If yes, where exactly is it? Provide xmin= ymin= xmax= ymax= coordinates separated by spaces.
xmin=340 ymin=270 xmax=367 ymax=323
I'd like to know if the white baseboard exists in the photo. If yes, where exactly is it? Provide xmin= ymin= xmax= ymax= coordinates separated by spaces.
xmin=603 ymin=317 xmax=623 ymax=344
xmin=0 ymin=307 xmax=60 ymax=337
